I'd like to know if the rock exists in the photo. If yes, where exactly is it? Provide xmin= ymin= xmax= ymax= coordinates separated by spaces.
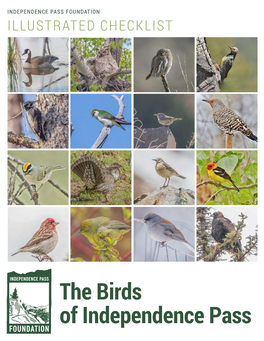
xmin=134 ymin=186 xmax=195 ymax=205
xmin=134 ymin=126 xmax=176 ymax=148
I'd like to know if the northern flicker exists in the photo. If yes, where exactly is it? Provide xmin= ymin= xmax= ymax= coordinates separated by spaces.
xmin=220 ymin=46 xmax=238 ymax=84
xmin=202 ymin=99 xmax=258 ymax=142
xmin=71 ymin=155 xmax=122 ymax=202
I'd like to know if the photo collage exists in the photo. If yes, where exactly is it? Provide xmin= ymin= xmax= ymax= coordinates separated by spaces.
xmin=7 ymin=37 xmax=258 ymax=263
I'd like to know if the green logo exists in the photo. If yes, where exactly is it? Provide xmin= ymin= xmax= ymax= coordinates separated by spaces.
xmin=7 ymin=269 xmax=51 ymax=334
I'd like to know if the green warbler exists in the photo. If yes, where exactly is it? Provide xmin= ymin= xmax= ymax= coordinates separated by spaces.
xmin=77 ymin=216 xmax=131 ymax=244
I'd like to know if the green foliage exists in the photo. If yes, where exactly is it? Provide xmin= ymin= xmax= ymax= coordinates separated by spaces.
xmin=197 ymin=150 xmax=258 ymax=205
xmin=70 ymin=65 xmax=79 ymax=92
xmin=91 ymin=235 xmax=124 ymax=261
xmin=7 ymin=38 xmax=18 ymax=92
xmin=71 ymin=38 xmax=132 ymax=92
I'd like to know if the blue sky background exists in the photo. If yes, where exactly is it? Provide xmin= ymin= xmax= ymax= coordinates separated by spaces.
xmin=22 ymin=94 xmax=39 ymax=140
xmin=71 ymin=94 xmax=132 ymax=149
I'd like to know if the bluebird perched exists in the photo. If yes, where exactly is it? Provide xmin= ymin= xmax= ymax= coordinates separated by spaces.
xmin=141 ymin=212 xmax=194 ymax=251
xmin=154 ymin=113 xmax=182 ymax=126
xmin=152 ymin=157 xmax=186 ymax=189
xmin=146 ymin=48 xmax=173 ymax=80
xmin=91 ymin=109 xmax=131 ymax=131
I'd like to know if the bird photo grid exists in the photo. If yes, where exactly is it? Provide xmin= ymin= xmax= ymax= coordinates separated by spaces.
xmin=6 ymin=35 xmax=258 ymax=333
xmin=7 ymin=36 xmax=258 ymax=267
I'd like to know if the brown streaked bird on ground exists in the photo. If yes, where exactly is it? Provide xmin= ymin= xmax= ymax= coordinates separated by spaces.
xmin=152 ymin=157 xmax=186 ymax=189
xmin=71 ymin=155 xmax=122 ymax=202
xmin=146 ymin=48 xmax=173 ymax=80
xmin=203 ymin=99 xmax=258 ymax=142
xmin=154 ymin=113 xmax=182 ymax=127
xmin=211 ymin=211 xmax=242 ymax=254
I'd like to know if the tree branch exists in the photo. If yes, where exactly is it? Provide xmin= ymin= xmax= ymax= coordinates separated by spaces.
xmin=8 ymin=131 xmax=40 ymax=148
xmin=91 ymin=95 xmax=126 ymax=149
xmin=197 ymin=180 xmax=257 ymax=191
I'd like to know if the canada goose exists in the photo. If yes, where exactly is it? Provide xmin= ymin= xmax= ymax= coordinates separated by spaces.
xmin=22 ymin=48 xmax=59 ymax=69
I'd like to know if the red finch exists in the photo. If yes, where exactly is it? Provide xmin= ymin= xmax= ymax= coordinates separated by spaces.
xmin=11 ymin=218 xmax=59 ymax=262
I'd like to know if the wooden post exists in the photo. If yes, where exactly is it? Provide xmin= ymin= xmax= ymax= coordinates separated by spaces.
xmin=225 ymin=134 xmax=233 ymax=149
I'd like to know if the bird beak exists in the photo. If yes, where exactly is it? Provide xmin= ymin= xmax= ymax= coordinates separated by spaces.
xmin=140 ymin=219 xmax=146 ymax=223
xmin=202 ymin=99 xmax=210 ymax=103
xmin=228 ymin=45 xmax=232 ymax=49
xmin=154 ymin=114 xmax=158 ymax=116
xmin=52 ymin=222 xmax=60 ymax=226
xmin=76 ymin=230 xmax=82 ymax=235
xmin=152 ymin=158 xmax=157 ymax=161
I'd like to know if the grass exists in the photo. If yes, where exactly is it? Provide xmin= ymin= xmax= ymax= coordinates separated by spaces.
xmin=71 ymin=150 xmax=131 ymax=205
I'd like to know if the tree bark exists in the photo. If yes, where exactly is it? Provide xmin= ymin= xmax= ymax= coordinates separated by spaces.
xmin=196 ymin=37 xmax=221 ymax=92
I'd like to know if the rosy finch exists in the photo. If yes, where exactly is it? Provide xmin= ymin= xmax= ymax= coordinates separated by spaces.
xmin=11 ymin=218 xmax=59 ymax=262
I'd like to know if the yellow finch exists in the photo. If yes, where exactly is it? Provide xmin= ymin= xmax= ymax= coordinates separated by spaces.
xmin=77 ymin=216 xmax=131 ymax=245
xmin=206 ymin=162 xmax=239 ymax=192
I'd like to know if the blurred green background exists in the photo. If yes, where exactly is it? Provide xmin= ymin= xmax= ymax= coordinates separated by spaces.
xmin=134 ymin=94 xmax=194 ymax=148
xmin=71 ymin=207 xmax=131 ymax=262
xmin=206 ymin=37 xmax=257 ymax=92
xmin=8 ymin=150 xmax=68 ymax=205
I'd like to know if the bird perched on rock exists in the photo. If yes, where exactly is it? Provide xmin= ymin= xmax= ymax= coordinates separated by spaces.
xmin=154 ymin=113 xmax=182 ymax=126
xmin=146 ymin=48 xmax=173 ymax=80
xmin=141 ymin=213 xmax=194 ymax=252
xmin=23 ymin=101 xmax=47 ymax=142
xmin=152 ymin=157 xmax=186 ymax=189
xmin=91 ymin=109 xmax=131 ymax=131
xmin=77 ymin=216 xmax=131 ymax=245
xmin=22 ymin=162 xmax=65 ymax=194
xmin=211 ymin=211 xmax=242 ymax=253
xmin=11 ymin=218 xmax=59 ymax=261
xmin=203 ymin=99 xmax=258 ymax=142
xmin=71 ymin=155 xmax=122 ymax=202
xmin=206 ymin=162 xmax=239 ymax=192
xmin=220 ymin=46 xmax=238 ymax=84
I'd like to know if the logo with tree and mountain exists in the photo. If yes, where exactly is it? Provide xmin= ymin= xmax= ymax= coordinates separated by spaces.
xmin=7 ymin=269 xmax=51 ymax=334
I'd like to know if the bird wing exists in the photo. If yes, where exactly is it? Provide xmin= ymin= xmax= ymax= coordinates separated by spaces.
xmin=159 ymin=223 xmax=186 ymax=242
xmin=102 ymin=220 xmax=131 ymax=230
xmin=212 ymin=217 xmax=235 ymax=242
xmin=98 ymin=111 xmax=114 ymax=119
xmin=21 ymin=228 xmax=54 ymax=249
xmin=212 ymin=217 xmax=242 ymax=252
xmin=213 ymin=166 xmax=232 ymax=182
xmin=162 ymin=162 xmax=186 ymax=179
xmin=100 ymin=114 xmax=131 ymax=125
